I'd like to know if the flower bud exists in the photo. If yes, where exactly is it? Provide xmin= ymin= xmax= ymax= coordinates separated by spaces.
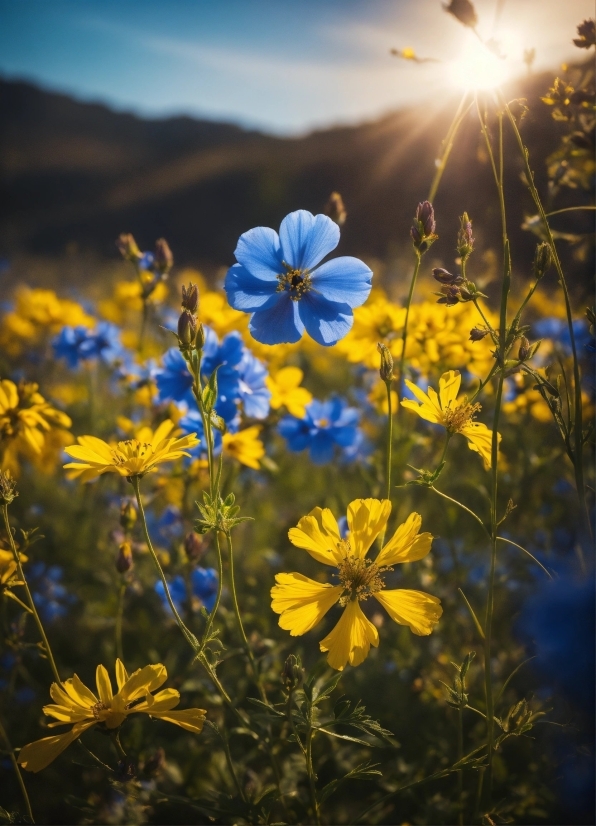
xmin=324 ymin=191 xmax=347 ymax=226
xmin=120 ymin=500 xmax=137 ymax=531
xmin=181 ymin=283 xmax=199 ymax=314
xmin=0 ymin=471 xmax=18 ymax=505
xmin=437 ymin=285 xmax=461 ymax=306
xmin=281 ymin=654 xmax=303 ymax=692
xmin=116 ymin=233 xmax=141 ymax=262
xmin=196 ymin=322 xmax=206 ymax=351
xmin=377 ymin=342 xmax=394 ymax=382
xmin=443 ymin=0 xmax=478 ymax=29
xmin=533 ymin=242 xmax=552 ymax=279
xmin=411 ymin=201 xmax=437 ymax=253
xmin=457 ymin=213 xmax=475 ymax=261
xmin=459 ymin=284 xmax=474 ymax=301
xmin=116 ymin=541 xmax=134 ymax=574
xmin=518 ymin=336 xmax=531 ymax=361
xmin=154 ymin=238 xmax=173 ymax=274
xmin=184 ymin=531 xmax=205 ymax=562
xmin=433 ymin=268 xmax=463 ymax=285
xmin=469 ymin=327 xmax=489 ymax=341
xmin=177 ymin=311 xmax=197 ymax=348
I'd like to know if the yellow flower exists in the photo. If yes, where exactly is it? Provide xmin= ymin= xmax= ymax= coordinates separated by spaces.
xmin=0 ymin=547 xmax=27 ymax=587
xmin=222 ymin=426 xmax=265 ymax=469
xmin=367 ymin=379 xmax=398 ymax=415
xmin=63 ymin=420 xmax=199 ymax=481
xmin=18 ymin=660 xmax=206 ymax=773
xmin=335 ymin=290 xmax=405 ymax=368
xmin=0 ymin=380 xmax=72 ymax=470
xmin=271 ymin=499 xmax=442 ymax=671
xmin=401 ymin=370 xmax=500 ymax=470
xmin=266 ymin=367 xmax=313 ymax=418
xmin=200 ymin=290 xmax=245 ymax=338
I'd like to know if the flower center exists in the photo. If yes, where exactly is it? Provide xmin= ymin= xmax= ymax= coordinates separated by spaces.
xmin=442 ymin=399 xmax=482 ymax=433
xmin=336 ymin=544 xmax=391 ymax=605
xmin=91 ymin=701 xmax=111 ymax=721
xmin=277 ymin=261 xmax=312 ymax=301
xmin=111 ymin=440 xmax=153 ymax=465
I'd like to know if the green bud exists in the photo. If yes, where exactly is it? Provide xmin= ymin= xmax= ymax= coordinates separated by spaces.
xmin=377 ymin=342 xmax=394 ymax=382
xmin=281 ymin=654 xmax=303 ymax=691
xmin=533 ymin=242 xmax=552 ymax=279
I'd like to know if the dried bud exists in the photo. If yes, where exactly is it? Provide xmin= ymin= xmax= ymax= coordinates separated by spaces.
xmin=443 ymin=0 xmax=478 ymax=29
xmin=116 ymin=233 xmax=141 ymax=262
xmin=0 ymin=471 xmax=18 ymax=505
xmin=177 ymin=311 xmax=197 ymax=348
xmin=324 ymin=191 xmax=347 ymax=226
xmin=184 ymin=531 xmax=205 ymax=562
xmin=533 ymin=242 xmax=552 ymax=279
xmin=116 ymin=541 xmax=134 ymax=574
xmin=469 ymin=326 xmax=489 ymax=341
xmin=437 ymin=285 xmax=461 ymax=306
xmin=377 ymin=342 xmax=394 ymax=382
xmin=411 ymin=201 xmax=437 ymax=253
xmin=181 ymin=283 xmax=199 ymax=314
xmin=433 ymin=268 xmax=463 ymax=285
xmin=196 ymin=322 xmax=206 ymax=351
xmin=143 ymin=747 xmax=165 ymax=777
xmin=281 ymin=654 xmax=303 ymax=692
xmin=573 ymin=19 xmax=596 ymax=49
xmin=459 ymin=284 xmax=474 ymax=301
xmin=154 ymin=238 xmax=173 ymax=274
xmin=120 ymin=500 xmax=137 ymax=531
xmin=457 ymin=212 xmax=475 ymax=261
xmin=518 ymin=336 xmax=531 ymax=361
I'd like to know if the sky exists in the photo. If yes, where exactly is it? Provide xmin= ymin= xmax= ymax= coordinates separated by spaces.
xmin=0 ymin=0 xmax=592 ymax=135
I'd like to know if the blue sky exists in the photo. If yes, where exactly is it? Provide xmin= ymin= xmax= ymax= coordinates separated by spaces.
xmin=0 ymin=0 xmax=592 ymax=134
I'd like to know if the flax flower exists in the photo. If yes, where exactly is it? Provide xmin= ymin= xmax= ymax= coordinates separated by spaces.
xmin=18 ymin=660 xmax=206 ymax=773
xmin=271 ymin=499 xmax=442 ymax=671
xmin=266 ymin=366 xmax=312 ymax=418
xmin=401 ymin=370 xmax=500 ymax=469
xmin=63 ymin=420 xmax=199 ymax=481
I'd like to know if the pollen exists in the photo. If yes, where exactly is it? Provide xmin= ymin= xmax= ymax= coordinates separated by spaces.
xmin=91 ymin=701 xmax=110 ymax=720
xmin=336 ymin=546 xmax=391 ymax=605
xmin=442 ymin=399 xmax=482 ymax=433
xmin=276 ymin=261 xmax=312 ymax=301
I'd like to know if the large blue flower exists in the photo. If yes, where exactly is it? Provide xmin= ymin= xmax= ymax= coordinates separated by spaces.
xmin=278 ymin=397 xmax=360 ymax=464
xmin=53 ymin=322 xmax=123 ymax=368
xmin=225 ymin=210 xmax=373 ymax=346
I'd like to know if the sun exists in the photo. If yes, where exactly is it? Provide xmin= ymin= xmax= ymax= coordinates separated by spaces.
xmin=448 ymin=33 xmax=516 ymax=91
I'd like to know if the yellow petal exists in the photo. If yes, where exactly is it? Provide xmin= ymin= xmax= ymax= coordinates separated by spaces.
xmin=376 ymin=512 xmax=433 ymax=567
xmin=151 ymin=419 xmax=175 ymax=447
xmin=460 ymin=422 xmax=500 ymax=470
xmin=18 ymin=721 xmax=95 ymax=773
xmin=42 ymin=704 xmax=93 ymax=724
xmin=95 ymin=665 xmax=113 ymax=703
xmin=438 ymin=370 xmax=461 ymax=410
xmin=271 ymin=572 xmax=342 ymax=635
xmin=53 ymin=675 xmax=97 ymax=709
xmin=132 ymin=687 xmax=180 ymax=714
xmin=288 ymin=507 xmax=344 ymax=566
xmin=401 ymin=380 xmax=442 ymax=424
xmin=117 ymin=664 xmax=167 ymax=704
xmin=148 ymin=708 xmax=206 ymax=734
xmin=346 ymin=499 xmax=391 ymax=559
xmin=115 ymin=659 xmax=129 ymax=691
xmin=374 ymin=589 xmax=442 ymax=635
xmin=319 ymin=600 xmax=379 ymax=671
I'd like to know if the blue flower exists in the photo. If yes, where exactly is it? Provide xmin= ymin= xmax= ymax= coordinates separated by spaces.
xmin=155 ymin=576 xmax=187 ymax=616
xmin=155 ymin=567 xmax=219 ymax=615
xmin=225 ymin=209 xmax=373 ymax=346
xmin=236 ymin=350 xmax=271 ymax=419
xmin=154 ymin=348 xmax=194 ymax=406
xmin=29 ymin=563 xmax=74 ymax=623
xmin=278 ymin=397 xmax=360 ymax=464
xmin=53 ymin=322 xmax=123 ymax=368
xmin=145 ymin=506 xmax=184 ymax=548
xmin=533 ymin=317 xmax=591 ymax=357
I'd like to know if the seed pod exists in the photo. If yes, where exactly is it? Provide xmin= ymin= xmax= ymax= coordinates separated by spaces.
xmin=533 ymin=242 xmax=552 ymax=279
xmin=377 ymin=342 xmax=394 ymax=382
xmin=469 ymin=327 xmax=489 ymax=341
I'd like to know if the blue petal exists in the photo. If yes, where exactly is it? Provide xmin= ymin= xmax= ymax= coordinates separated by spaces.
xmin=234 ymin=226 xmax=282 ymax=280
xmin=311 ymin=257 xmax=372 ymax=309
xmin=249 ymin=294 xmax=304 ymax=345
xmin=278 ymin=416 xmax=311 ymax=452
xmin=309 ymin=432 xmax=335 ymax=465
xmin=225 ymin=264 xmax=279 ymax=312
xmin=279 ymin=210 xmax=339 ymax=271
xmin=298 ymin=293 xmax=353 ymax=346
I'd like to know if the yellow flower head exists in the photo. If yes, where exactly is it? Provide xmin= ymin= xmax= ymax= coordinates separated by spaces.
xmin=18 ymin=659 xmax=206 ymax=773
xmin=222 ymin=426 xmax=265 ymax=469
xmin=271 ymin=499 xmax=442 ymax=671
xmin=265 ymin=367 xmax=313 ymax=418
xmin=63 ymin=420 xmax=199 ymax=481
xmin=0 ymin=380 xmax=72 ymax=469
xmin=401 ymin=370 xmax=500 ymax=469
xmin=0 ymin=547 xmax=27 ymax=587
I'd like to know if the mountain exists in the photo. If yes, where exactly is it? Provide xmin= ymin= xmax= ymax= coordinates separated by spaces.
xmin=0 ymin=74 xmax=592 ymax=292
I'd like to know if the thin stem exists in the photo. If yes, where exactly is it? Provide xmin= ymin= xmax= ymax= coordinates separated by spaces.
xmin=306 ymin=722 xmax=320 ymax=825
xmin=2 ymin=504 xmax=61 ymax=684
xmin=457 ymin=708 xmax=464 ymax=826
xmin=0 ymin=715 xmax=34 ymax=823
xmin=198 ymin=530 xmax=225 ymax=654
xmin=115 ymin=582 xmax=126 ymax=661
xmin=429 ymin=486 xmax=489 ymax=536
xmin=111 ymin=730 xmax=126 ymax=760
xmin=206 ymin=721 xmax=246 ymax=801
xmin=398 ymin=253 xmax=421 ymax=395
xmin=428 ymin=92 xmax=473 ymax=202
xmin=385 ymin=380 xmax=394 ymax=502
xmin=472 ymin=298 xmax=499 ymax=348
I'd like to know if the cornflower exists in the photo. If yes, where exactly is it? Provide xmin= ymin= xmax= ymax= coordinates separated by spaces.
xmin=272 ymin=499 xmax=442 ymax=671
xmin=265 ymin=366 xmax=313 ymax=418
xmin=0 ymin=379 xmax=71 ymax=466
xmin=401 ymin=370 xmax=500 ymax=469
xmin=18 ymin=660 xmax=206 ymax=773
xmin=63 ymin=420 xmax=199 ymax=481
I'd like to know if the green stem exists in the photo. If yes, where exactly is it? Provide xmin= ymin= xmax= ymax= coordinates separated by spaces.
xmin=428 ymin=92 xmax=473 ymax=202
xmin=429 ymin=486 xmax=488 ymax=536
xmin=111 ymin=730 xmax=126 ymax=760
xmin=398 ymin=253 xmax=421 ymax=395
xmin=115 ymin=582 xmax=126 ymax=662
xmin=0 ymin=715 xmax=34 ymax=823
xmin=306 ymin=721 xmax=320 ymax=825
xmin=384 ymin=380 xmax=394 ymax=502
xmin=198 ymin=530 xmax=225 ymax=654
xmin=457 ymin=708 xmax=464 ymax=826
xmin=2 ymin=504 xmax=61 ymax=685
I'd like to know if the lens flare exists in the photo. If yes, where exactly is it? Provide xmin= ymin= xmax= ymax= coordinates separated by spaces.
xmin=449 ymin=35 xmax=514 ymax=91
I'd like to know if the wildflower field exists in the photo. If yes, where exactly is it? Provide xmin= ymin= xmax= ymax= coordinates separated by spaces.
xmin=0 ymin=8 xmax=594 ymax=826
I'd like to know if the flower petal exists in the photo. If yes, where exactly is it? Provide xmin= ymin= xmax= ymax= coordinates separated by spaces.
xmin=95 ymin=665 xmax=113 ymax=703
xmin=298 ymin=293 xmax=353 ymax=346
xmin=376 ymin=512 xmax=433 ymax=567
xmin=249 ymin=294 xmax=304 ymax=345
xmin=225 ymin=264 xmax=279 ymax=311
xmin=346 ymin=499 xmax=392 ymax=559
xmin=288 ymin=507 xmax=344 ymax=566
xmin=115 ymin=659 xmax=129 ymax=691
xmin=401 ymin=381 xmax=442 ymax=424
xmin=132 ymin=687 xmax=180 ymax=714
xmin=319 ymin=600 xmax=379 ymax=671
xmin=311 ymin=257 xmax=372 ymax=309
xmin=18 ymin=721 xmax=96 ymax=773
xmin=271 ymin=572 xmax=343 ymax=635
xmin=279 ymin=210 xmax=339 ymax=271
xmin=374 ymin=589 xmax=442 ymax=635
xmin=234 ymin=225 xmax=282 ymax=280
xmin=438 ymin=370 xmax=461 ymax=410
xmin=118 ymin=664 xmax=167 ymax=704
xmin=148 ymin=708 xmax=206 ymax=734
xmin=460 ymin=422 xmax=500 ymax=470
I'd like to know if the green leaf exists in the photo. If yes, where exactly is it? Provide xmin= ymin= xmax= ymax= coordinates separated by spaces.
xmin=201 ymin=366 xmax=220 ymax=413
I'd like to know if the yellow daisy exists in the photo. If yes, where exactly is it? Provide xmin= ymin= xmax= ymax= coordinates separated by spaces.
xmin=18 ymin=659 xmax=206 ymax=773
xmin=63 ymin=420 xmax=199 ymax=481
xmin=222 ymin=425 xmax=265 ymax=469
xmin=0 ymin=379 xmax=72 ymax=464
xmin=0 ymin=547 xmax=27 ymax=588
xmin=401 ymin=370 xmax=500 ymax=469
xmin=265 ymin=367 xmax=313 ymax=418
xmin=271 ymin=499 xmax=442 ymax=671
